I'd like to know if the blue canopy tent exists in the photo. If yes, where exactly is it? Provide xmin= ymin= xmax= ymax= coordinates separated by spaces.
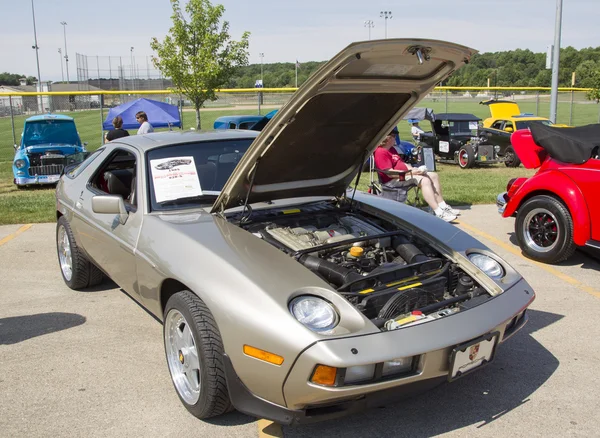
xmin=102 ymin=98 xmax=181 ymax=131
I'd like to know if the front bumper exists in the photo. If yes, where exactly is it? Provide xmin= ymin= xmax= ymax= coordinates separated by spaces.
xmin=14 ymin=175 xmax=60 ymax=186
xmin=497 ymin=192 xmax=508 ymax=215
xmin=226 ymin=279 xmax=534 ymax=424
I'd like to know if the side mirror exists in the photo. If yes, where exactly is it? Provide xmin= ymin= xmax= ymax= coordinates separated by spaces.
xmin=505 ymin=127 xmax=514 ymax=133
xmin=92 ymin=195 xmax=129 ymax=225
xmin=83 ymin=142 xmax=88 ymax=146
xmin=13 ymin=144 xmax=18 ymax=151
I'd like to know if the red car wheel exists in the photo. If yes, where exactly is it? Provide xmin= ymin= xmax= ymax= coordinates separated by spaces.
xmin=515 ymin=195 xmax=576 ymax=263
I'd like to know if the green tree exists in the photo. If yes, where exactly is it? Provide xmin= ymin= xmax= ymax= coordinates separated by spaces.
xmin=586 ymin=70 xmax=600 ymax=103
xmin=151 ymin=0 xmax=250 ymax=129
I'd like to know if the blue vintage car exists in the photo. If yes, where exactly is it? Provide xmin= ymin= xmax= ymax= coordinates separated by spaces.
xmin=213 ymin=110 xmax=278 ymax=131
xmin=13 ymin=114 xmax=87 ymax=187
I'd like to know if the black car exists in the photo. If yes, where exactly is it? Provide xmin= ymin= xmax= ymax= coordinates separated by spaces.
xmin=408 ymin=110 xmax=501 ymax=169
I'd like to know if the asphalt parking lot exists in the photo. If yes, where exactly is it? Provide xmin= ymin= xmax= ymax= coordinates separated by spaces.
xmin=1 ymin=204 xmax=599 ymax=438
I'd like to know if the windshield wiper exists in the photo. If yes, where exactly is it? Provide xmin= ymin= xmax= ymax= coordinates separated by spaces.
xmin=159 ymin=194 xmax=219 ymax=206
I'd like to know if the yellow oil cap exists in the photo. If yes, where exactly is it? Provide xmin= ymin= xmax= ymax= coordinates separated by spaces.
xmin=349 ymin=247 xmax=364 ymax=257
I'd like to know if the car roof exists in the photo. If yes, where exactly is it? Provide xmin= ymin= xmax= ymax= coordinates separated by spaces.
xmin=435 ymin=113 xmax=481 ymax=121
xmin=26 ymin=113 xmax=74 ymax=122
xmin=111 ymin=129 xmax=260 ymax=153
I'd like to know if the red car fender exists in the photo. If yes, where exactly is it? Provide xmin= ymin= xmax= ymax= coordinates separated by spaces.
xmin=503 ymin=170 xmax=591 ymax=246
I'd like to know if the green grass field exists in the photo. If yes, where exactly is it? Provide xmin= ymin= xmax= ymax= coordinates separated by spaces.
xmin=2 ymin=97 xmax=596 ymax=224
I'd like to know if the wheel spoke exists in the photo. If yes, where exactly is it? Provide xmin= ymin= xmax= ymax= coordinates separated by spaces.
xmin=187 ymin=348 xmax=200 ymax=373
xmin=185 ymin=368 xmax=200 ymax=390
xmin=182 ymin=323 xmax=194 ymax=349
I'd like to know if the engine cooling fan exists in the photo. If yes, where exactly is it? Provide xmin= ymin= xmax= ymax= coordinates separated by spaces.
xmin=378 ymin=288 xmax=437 ymax=320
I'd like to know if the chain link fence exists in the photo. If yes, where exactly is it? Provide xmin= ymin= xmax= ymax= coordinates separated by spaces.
xmin=1 ymin=87 xmax=598 ymax=150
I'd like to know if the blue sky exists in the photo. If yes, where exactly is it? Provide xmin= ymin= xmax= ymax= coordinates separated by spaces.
xmin=1 ymin=0 xmax=599 ymax=82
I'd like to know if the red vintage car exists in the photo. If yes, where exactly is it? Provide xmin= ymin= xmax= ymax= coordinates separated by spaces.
xmin=497 ymin=123 xmax=600 ymax=263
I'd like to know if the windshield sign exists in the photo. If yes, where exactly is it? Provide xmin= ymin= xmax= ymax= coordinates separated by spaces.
xmin=147 ymin=139 xmax=254 ymax=211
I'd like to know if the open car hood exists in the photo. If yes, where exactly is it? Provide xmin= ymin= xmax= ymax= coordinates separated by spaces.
xmin=480 ymin=100 xmax=521 ymax=119
xmin=212 ymin=39 xmax=476 ymax=213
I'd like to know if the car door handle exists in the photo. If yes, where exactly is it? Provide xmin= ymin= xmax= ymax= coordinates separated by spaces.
xmin=75 ymin=200 xmax=83 ymax=209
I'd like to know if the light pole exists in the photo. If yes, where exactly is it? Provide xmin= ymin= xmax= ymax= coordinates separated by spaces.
xmin=364 ymin=20 xmax=375 ymax=40
xmin=130 ymin=46 xmax=135 ymax=90
xmin=58 ymin=48 xmax=64 ymax=82
xmin=380 ymin=11 xmax=392 ymax=39
xmin=60 ymin=21 xmax=70 ymax=83
xmin=259 ymin=52 xmax=264 ymax=84
xmin=31 ymin=0 xmax=42 ymax=87
xmin=549 ymin=0 xmax=563 ymax=124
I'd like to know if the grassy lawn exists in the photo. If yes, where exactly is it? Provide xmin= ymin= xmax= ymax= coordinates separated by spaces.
xmin=1 ymin=97 xmax=593 ymax=224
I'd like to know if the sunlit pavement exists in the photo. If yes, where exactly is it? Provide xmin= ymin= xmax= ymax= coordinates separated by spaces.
xmin=1 ymin=206 xmax=599 ymax=437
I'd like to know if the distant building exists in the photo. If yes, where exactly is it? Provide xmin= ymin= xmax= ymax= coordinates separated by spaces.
xmin=0 ymin=81 xmax=102 ymax=114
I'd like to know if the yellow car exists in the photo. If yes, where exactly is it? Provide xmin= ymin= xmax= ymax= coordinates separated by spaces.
xmin=479 ymin=100 xmax=566 ymax=167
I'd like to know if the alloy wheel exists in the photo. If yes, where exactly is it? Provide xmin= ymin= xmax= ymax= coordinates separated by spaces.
xmin=164 ymin=309 xmax=201 ymax=405
xmin=523 ymin=207 xmax=560 ymax=253
xmin=57 ymin=225 xmax=73 ymax=281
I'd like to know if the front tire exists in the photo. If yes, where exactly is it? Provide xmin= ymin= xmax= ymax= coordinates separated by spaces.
xmin=503 ymin=146 xmax=521 ymax=167
xmin=56 ymin=216 xmax=104 ymax=289
xmin=515 ymin=195 xmax=576 ymax=263
xmin=163 ymin=290 xmax=232 ymax=419
xmin=457 ymin=146 xmax=475 ymax=169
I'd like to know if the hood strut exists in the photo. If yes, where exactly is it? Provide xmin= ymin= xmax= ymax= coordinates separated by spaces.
xmin=239 ymin=158 xmax=261 ymax=223
xmin=349 ymin=150 xmax=367 ymax=212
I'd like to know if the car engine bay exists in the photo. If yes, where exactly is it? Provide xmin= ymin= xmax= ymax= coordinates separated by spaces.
xmin=241 ymin=203 xmax=490 ymax=331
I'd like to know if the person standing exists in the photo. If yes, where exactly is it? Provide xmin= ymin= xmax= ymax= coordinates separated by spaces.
xmin=136 ymin=111 xmax=154 ymax=134
xmin=104 ymin=115 xmax=130 ymax=143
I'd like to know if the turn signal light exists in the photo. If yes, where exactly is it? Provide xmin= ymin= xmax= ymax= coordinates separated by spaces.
xmin=243 ymin=345 xmax=284 ymax=366
xmin=311 ymin=364 xmax=338 ymax=386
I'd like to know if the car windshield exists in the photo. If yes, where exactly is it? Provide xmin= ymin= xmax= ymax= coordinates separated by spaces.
xmin=147 ymin=138 xmax=254 ymax=212
xmin=448 ymin=121 xmax=478 ymax=134
xmin=23 ymin=119 xmax=81 ymax=147
xmin=515 ymin=120 xmax=553 ymax=130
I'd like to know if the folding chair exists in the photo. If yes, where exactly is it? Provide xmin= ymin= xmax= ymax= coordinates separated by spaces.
xmin=367 ymin=156 xmax=422 ymax=207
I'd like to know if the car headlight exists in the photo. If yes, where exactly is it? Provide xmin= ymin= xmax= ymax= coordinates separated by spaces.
xmin=15 ymin=159 xmax=26 ymax=169
xmin=468 ymin=253 xmax=504 ymax=279
xmin=289 ymin=296 xmax=339 ymax=332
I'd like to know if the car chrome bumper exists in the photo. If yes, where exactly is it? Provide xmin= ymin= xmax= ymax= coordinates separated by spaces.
xmin=15 ymin=175 xmax=60 ymax=186
xmin=227 ymin=279 xmax=534 ymax=424
xmin=497 ymin=192 xmax=508 ymax=215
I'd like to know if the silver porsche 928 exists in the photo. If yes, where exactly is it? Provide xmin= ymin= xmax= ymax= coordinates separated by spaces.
xmin=55 ymin=38 xmax=534 ymax=425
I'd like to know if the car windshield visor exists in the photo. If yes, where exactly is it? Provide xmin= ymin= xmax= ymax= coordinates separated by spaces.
xmin=23 ymin=120 xmax=81 ymax=147
xmin=147 ymin=139 xmax=254 ymax=212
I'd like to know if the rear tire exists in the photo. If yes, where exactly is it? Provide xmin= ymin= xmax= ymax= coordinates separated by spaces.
xmin=457 ymin=146 xmax=475 ymax=169
xmin=56 ymin=216 xmax=104 ymax=290
xmin=503 ymin=146 xmax=521 ymax=167
xmin=515 ymin=195 xmax=576 ymax=263
xmin=163 ymin=290 xmax=233 ymax=419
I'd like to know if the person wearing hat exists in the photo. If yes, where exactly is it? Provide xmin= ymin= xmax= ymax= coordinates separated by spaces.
xmin=411 ymin=121 xmax=424 ymax=141
xmin=373 ymin=127 xmax=460 ymax=222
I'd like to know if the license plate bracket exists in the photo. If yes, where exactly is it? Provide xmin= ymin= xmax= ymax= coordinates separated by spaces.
xmin=448 ymin=332 xmax=499 ymax=382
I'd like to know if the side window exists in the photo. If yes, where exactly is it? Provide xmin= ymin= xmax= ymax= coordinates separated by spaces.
xmin=491 ymin=120 xmax=504 ymax=130
xmin=504 ymin=121 xmax=514 ymax=131
xmin=238 ymin=122 xmax=254 ymax=130
xmin=90 ymin=149 xmax=138 ymax=207
xmin=66 ymin=149 xmax=104 ymax=178
xmin=228 ymin=122 xmax=237 ymax=129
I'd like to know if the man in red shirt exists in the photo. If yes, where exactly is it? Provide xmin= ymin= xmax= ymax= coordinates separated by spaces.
xmin=373 ymin=129 xmax=459 ymax=222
